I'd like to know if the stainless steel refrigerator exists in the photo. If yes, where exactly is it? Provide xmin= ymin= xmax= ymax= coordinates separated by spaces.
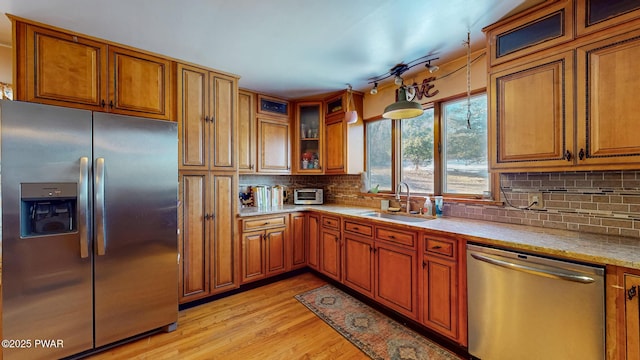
xmin=1 ymin=100 xmax=179 ymax=360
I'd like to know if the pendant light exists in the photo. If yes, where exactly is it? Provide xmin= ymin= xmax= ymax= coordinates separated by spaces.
xmin=345 ymin=84 xmax=358 ymax=124
xmin=382 ymin=85 xmax=423 ymax=120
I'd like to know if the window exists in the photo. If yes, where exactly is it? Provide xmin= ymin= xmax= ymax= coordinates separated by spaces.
xmin=400 ymin=109 xmax=435 ymax=193
xmin=365 ymin=93 xmax=488 ymax=197
xmin=442 ymin=94 xmax=489 ymax=194
xmin=366 ymin=119 xmax=392 ymax=192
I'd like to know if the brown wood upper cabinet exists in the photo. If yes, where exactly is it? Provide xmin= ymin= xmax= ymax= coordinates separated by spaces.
xmin=575 ymin=29 xmax=640 ymax=167
xmin=323 ymin=90 xmax=364 ymax=175
xmin=489 ymin=50 xmax=575 ymax=171
xmin=15 ymin=21 xmax=172 ymax=120
xmin=238 ymin=90 xmax=256 ymax=173
xmin=177 ymin=63 xmax=238 ymax=171
xmin=294 ymin=102 xmax=324 ymax=174
xmin=486 ymin=1 xmax=640 ymax=172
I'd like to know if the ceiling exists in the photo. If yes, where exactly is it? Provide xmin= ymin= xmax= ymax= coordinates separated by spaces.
xmin=0 ymin=0 xmax=543 ymax=99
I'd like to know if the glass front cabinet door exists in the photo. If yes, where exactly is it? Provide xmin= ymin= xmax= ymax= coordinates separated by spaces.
xmin=295 ymin=102 xmax=323 ymax=173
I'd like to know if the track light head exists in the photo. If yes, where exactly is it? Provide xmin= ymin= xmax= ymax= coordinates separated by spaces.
xmin=370 ymin=82 xmax=378 ymax=95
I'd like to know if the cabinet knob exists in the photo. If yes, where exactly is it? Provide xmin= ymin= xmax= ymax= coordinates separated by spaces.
xmin=250 ymin=164 xmax=254 ymax=170
xmin=564 ymin=150 xmax=572 ymax=161
xmin=578 ymin=148 xmax=585 ymax=160
xmin=629 ymin=285 xmax=637 ymax=301
xmin=204 ymin=214 xmax=210 ymax=220
xmin=109 ymin=100 xmax=114 ymax=109
xmin=101 ymin=100 xmax=106 ymax=108
xmin=422 ymin=260 xmax=427 ymax=268
xmin=204 ymin=116 xmax=209 ymax=122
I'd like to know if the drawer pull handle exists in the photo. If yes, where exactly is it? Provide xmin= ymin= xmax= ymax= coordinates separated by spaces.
xmin=389 ymin=235 xmax=395 ymax=239
xmin=431 ymin=245 xmax=442 ymax=250
xmin=629 ymin=285 xmax=637 ymax=301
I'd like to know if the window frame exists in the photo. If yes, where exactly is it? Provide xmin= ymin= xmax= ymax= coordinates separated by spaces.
xmin=364 ymin=89 xmax=499 ymax=202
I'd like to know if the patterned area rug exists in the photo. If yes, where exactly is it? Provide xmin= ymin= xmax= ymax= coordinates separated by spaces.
xmin=295 ymin=284 xmax=461 ymax=360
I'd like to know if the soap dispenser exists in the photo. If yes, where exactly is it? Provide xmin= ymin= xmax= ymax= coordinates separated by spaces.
xmin=423 ymin=196 xmax=432 ymax=216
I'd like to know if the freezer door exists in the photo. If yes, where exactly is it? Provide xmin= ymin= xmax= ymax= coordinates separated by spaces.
xmin=92 ymin=112 xmax=178 ymax=347
xmin=1 ymin=100 xmax=94 ymax=360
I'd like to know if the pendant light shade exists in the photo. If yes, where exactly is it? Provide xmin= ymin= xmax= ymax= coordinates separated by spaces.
xmin=383 ymin=86 xmax=423 ymax=119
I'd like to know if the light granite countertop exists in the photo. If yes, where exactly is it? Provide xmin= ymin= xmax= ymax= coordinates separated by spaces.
xmin=239 ymin=204 xmax=640 ymax=270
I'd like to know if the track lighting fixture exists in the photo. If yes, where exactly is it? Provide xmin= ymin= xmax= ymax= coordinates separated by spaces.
xmin=426 ymin=60 xmax=439 ymax=73
xmin=368 ymin=55 xmax=439 ymax=119
xmin=370 ymin=82 xmax=378 ymax=95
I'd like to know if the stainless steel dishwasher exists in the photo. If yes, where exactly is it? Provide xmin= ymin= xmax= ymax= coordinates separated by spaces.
xmin=467 ymin=244 xmax=605 ymax=360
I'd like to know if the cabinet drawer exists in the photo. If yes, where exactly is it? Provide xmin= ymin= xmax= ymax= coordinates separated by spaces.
xmin=243 ymin=215 xmax=286 ymax=231
xmin=322 ymin=215 xmax=340 ymax=230
xmin=376 ymin=227 xmax=416 ymax=248
xmin=344 ymin=220 xmax=373 ymax=238
xmin=424 ymin=237 xmax=456 ymax=259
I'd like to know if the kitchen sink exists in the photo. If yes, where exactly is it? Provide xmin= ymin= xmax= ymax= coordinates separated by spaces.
xmin=359 ymin=211 xmax=432 ymax=223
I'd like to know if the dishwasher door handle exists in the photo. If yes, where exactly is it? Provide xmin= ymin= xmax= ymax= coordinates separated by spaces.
xmin=470 ymin=253 xmax=596 ymax=284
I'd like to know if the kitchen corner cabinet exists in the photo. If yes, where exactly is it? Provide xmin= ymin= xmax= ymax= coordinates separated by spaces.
xmin=178 ymin=171 xmax=238 ymax=303
xmin=14 ymin=21 xmax=172 ymax=120
xmin=294 ymin=102 xmax=324 ymax=173
xmin=241 ymin=215 xmax=288 ymax=284
xmin=319 ymin=215 xmax=342 ymax=281
xmin=238 ymin=90 xmax=256 ymax=173
xmin=420 ymin=232 xmax=467 ymax=345
xmin=177 ymin=63 xmax=237 ymax=171
xmin=306 ymin=213 xmax=321 ymax=270
xmin=323 ymin=91 xmax=364 ymax=175
xmin=489 ymin=50 xmax=575 ymax=171
xmin=290 ymin=212 xmax=307 ymax=269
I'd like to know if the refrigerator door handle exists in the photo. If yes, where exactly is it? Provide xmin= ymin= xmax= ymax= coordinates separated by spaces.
xmin=95 ymin=157 xmax=107 ymax=256
xmin=78 ymin=156 xmax=90 ymax=258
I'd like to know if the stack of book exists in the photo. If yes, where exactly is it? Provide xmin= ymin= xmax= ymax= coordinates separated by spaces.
xmin=252 ymin=185 xmax=284 ymax=209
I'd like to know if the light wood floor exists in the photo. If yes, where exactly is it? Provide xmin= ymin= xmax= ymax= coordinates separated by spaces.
xmin=87 ymin=272 xmax=369 ymax=359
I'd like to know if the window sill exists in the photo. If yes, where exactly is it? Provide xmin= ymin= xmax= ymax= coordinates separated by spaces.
xmin=360 ymin=192 xmax=504 ymax=206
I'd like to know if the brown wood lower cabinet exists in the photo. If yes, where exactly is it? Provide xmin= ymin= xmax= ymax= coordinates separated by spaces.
xmin=374 ymin=240 xmax=418 ymax=320
xmin=319 ymin=227 xmax=342 ymax=282
xmin=241 ymin=214 xmax=289 ymax=284
xmin=290 ymin=212 xmax=307 ymax=269
xmin=420 ymin=232 xmax=467 ymax=346
xmin=178 ymin=171 xmax=238 ymax=304
xmin=611 ymin=266 xmax=640 ymax=360
xmin=306 ymin=213 xmax=320 ymax=270
xmin=343 ymin=233 xmax=374 ymax=297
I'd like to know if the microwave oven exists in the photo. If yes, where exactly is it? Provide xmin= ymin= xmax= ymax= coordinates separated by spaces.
xmin=294 ymin=188 xmax=323 ymax=205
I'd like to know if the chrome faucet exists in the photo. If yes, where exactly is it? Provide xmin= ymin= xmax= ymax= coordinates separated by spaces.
xmin=396 ymin=182 xmax=411 ymax=214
